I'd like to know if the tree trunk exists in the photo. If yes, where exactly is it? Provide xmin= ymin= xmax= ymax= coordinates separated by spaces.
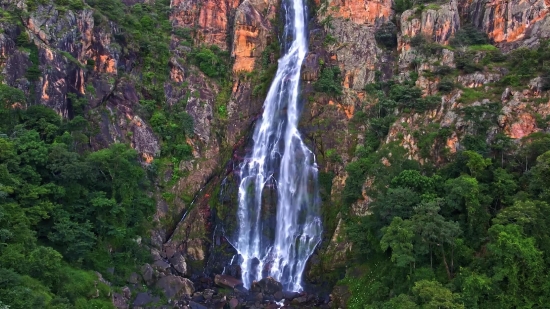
xmin=441 ymin=245 xmax=452 ymax=280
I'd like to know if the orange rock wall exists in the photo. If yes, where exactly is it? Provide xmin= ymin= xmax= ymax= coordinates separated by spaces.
xmin=400 ymin=0 xmax=460 ymax=49
xmin=232 ymin=0 xmax=279 ymax=72
xmin=464 ymin=0 xmax=550 ymax=44
xmin=323 ymin=0 xmax=393 ymax=25
xmin=170 ymin=0 xmax=241 ymax=50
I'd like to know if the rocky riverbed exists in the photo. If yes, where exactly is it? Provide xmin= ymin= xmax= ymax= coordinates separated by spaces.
xmin=114 ymin=273 xmax=331 ymax=309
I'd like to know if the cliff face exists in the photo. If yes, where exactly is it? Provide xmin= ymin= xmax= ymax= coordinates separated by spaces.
xmin=170 ymin=0 xmax=240 ymax=50
xmin=400 ymin=0 xmax=460 ymax=48
xmin=302 ymin=0 xmax=550 ymax=290
xmin=4 ymin=0 xmax=550 ymax=305
xmin=463 ymin=0 xmax=550 ymax=49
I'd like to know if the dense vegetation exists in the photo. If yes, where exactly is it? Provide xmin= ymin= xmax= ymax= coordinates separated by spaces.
xmin=5 ymin=0 xmax=550 ymax=308
xmin=0 ymin=76 xmax=154 ymax=309
xmin=337 ymin=18 xmax=550 ymax=309
xmin=341 ymin=131 xmax=550 ymax=308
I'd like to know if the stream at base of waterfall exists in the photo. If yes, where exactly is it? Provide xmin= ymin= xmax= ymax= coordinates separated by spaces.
xmin=230 ymin=0 xmax=322 ymax=292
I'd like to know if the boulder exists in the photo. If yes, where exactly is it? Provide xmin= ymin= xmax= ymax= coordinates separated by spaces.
xmin=112 ymin=292 xmax=129 ymax=309
xmin=152 ymin=259 xmax=171 ymax=271
xmin=151 ymin=248 xmax=162 ymax=261
xmin=170 ymin=252 xmax=188 ymax=275
xmin=133 ymin=292 xmax=160 ymax=307
xmin=203 ymin=289 xmax=214 ymax=300
xmin=229 ymin=298 xmax=239 ymax=309
xmin=155 ymin=275 xmax=195 ymax=299
xmin=140 ymin=263 xmax=154 ymax=284
xmin=127 ymin=272 xmax=140 ymax=284
xmin=214 ymin=274 xmax=243 ymax=289
xmin=121 ymin=287 xmax=131 ymax=299
xmin=291 ymin=296 xmax=308 ymax=305
xmin=254 ymin=277 xmax=282 ymax=295
xmin=282 ymin=291 xmax=299 ymax=301
xmin=273 ymin=291 xmax=283 ymax=301
xmin=189 ymin=301 xmax=207 ymax=309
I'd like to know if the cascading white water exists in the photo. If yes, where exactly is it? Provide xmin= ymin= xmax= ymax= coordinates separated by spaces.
xmin=232 ymin=0 xmax=322 ymax=292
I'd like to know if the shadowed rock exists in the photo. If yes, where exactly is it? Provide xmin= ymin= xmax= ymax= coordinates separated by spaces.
xmin=155 ymin=275 xmax=195 ymax=299
xmin=214 ymin=274 xmax=243 ymax=289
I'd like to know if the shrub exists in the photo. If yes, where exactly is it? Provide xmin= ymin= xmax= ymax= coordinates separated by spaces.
xmin=434 ymin=66 xmax=454 ymax=76
xmin=394 ymin=0 xmax=413 ymax=14
xmin=410 ymin=34 xmax=444 ymax=55
xmin=314 ymin=66 xmax=343 ymax=95
xmin=450 ymin=24 xmax=489 ymax=47
xmin=438 ymin=80 xmax=455 ymax=93
xmin=375 ymin=22 xmax=398 ymax=49
xmin=456 ymin=52 xmax=483 ymax=73
xmin=418 ymin=95 xmax=441 ymax=111
xmin=191 ymin=47 xmax=228 ymax=78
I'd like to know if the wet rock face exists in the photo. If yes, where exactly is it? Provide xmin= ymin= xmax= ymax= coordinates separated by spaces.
xmin=463 ymin=0 xmax=550 ymax=48
xmin=251 ymin=277 xmax=283 ymax=295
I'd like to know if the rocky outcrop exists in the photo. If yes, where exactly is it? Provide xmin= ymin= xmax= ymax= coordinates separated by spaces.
xmin=400 ymin=0 xmax=460 ymax=48
xmin=318 ymin=0 xmax=392 ymax=26
xmin=214 ymin=274 xmax=243 ymax=289
xmin=232 ymin=0 xmax=278 ymax=72
xmin=463 ymin=0 xmax=550 ymax=49
xmin=0 ymin=3 xmax=160 ymax=163
xmin=457 ymin=71 xmax=502 ymax=88
xmin=318 ymin=0 xmax=393 ymax=90
xmin=251 ymin=277 xmax=283 ymax=295
xmin=500 ymin=87 xmax=550 ymax=139
xmin=155 ymin=275 xmax=195 ymax=299
xmin=170 ymin=0 xmax=241 ymax=50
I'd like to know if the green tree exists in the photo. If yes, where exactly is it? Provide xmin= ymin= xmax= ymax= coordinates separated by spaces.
xmin=0 ymin=84 xmax=26 ymax=133
xmin=381 ymin=217 xmax=415 ymax=268
xmin=528 ymin=150 xmax=550 ymax=202
xmin=380 ymin=294 xmax=418 ymax=309
xmin=486 ymin=224 xmax=545 ymax=307
xmin=411 ymin=200 xmax=461 ymax=279
xmin=463 ymin=150 xmax=491 ymax=179
xmin=412 ymin=280 xmax=464 ymax=309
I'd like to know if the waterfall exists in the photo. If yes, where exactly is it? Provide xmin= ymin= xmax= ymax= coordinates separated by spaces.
xmin=232 ymin=0 xmax=322 ymax=292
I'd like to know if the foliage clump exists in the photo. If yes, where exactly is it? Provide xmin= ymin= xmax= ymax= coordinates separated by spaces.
xmin=0 ymin=85 xmax=154 ymax=308
xmin=340 ymin=86 xmax=550 ymax=307
xmin=315 ymin=66 xmax=343 ymax=96
xmin=375 ymin=22 xmax=398 ymax=49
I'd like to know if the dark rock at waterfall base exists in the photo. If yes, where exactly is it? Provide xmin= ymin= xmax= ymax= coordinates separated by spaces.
xmin=234 ymin=284 xmax=249 ymax=295
xmin=215 ymin=274 xmax=244 ymax=289
xmin=189 ymin=301 xmax=207 ymax=309
xmin=229 ymin=298 xmax=239 ymax=309
xmin=192 ymin=293 xmax=206 ymax=302
xmin=252 ymin=277 xmax=283 ymax=295
xmin=282 ymin=291 xmax=300 ymax=301
xmin=291 ymin=295 xmax=309 ymax=304
xmin=273 ymin=291 xmax=284 ymax=301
